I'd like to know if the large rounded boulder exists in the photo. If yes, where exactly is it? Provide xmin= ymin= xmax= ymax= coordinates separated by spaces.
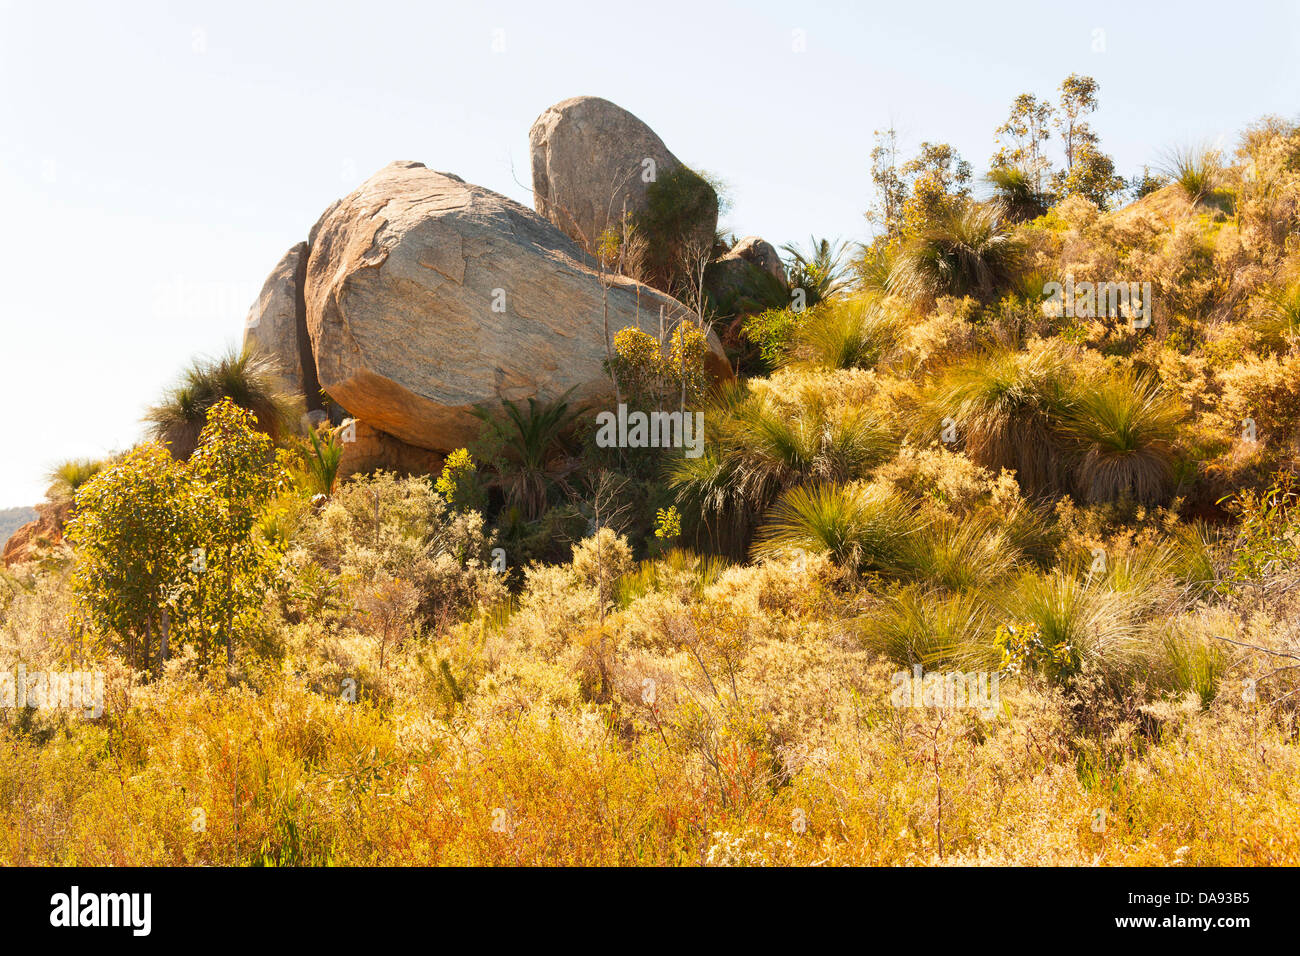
xmin=303 ymin=160 xmax=727 ymax=452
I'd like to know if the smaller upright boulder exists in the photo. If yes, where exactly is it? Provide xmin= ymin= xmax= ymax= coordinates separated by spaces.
xmin=704 ymin=237 xmax=790 ymax=320
xmin=242 ymin=241 xmax=318 ymax=405
xmin=728 ymin=237 xmax=786 ymax=285
xmin=530 ymin=96 xmax=718 ymax=292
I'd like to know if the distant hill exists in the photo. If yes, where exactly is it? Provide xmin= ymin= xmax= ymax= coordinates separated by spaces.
xmin=0 ymin=507 xmax=37 ymax=551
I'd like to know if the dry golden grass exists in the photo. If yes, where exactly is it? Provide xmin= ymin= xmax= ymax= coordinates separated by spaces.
xmin=2 ymin=544 xmax=1298 ymax=867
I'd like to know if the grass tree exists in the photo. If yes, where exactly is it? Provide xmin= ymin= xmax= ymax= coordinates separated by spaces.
xmin=995 ymin=567 xmax=1155 ymax=691
xmin=1063 ymin=371 xmax=1184 ymax=507
xmin=669 ymin=386 xmax=895 ymax=556
xmin=985 ymin=166 xmax=1050 ymax=222
xmin=860 ymin=585 xmax=999 ymax=670
xmin=891 ymin=202 xmax=1025 ymax=306
xmin=1257 ymin=280 xmax=1300 ymax=344
xmin=45 ymin=458 xmax=106 ymax=506
xmin=145 ymin=345 xmax=303 ymax=459
xmin=304 ymin=425 xmax=346 ymax=497
xmin=782 ymin=298 xmax=900 ymax=372
xmin=899 ymin=511 xmax=1024 ymax=592
xmin=752 ymin=482 xmax=920 ymax=573
xmin=1160 ymin=143 xmax=1225 ymax=205
xmin=916 ymin=344 xmax=1074 ymax=498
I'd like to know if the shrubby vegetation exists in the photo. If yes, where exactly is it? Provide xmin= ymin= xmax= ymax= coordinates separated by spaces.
xmin=4 ymin=107 xmax=1300 ymax=865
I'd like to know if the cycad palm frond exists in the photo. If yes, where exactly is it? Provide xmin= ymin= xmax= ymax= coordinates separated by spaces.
xmin=306 ymin=426 xmax=345 ymax=497
xmin=472 ymin=388 xmax=582 ymax=520
xmin=781 ymin=235 xmax=853 ymax=306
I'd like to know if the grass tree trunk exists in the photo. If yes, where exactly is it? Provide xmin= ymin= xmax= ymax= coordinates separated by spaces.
xmin=224 ymin=552 xmax=235 ymax=666
xmin=159 ymin=606 xmax=170 ymax=673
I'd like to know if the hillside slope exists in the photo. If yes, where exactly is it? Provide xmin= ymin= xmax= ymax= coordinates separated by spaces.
xmin=0 ymin=507 xmax=36 ymax=550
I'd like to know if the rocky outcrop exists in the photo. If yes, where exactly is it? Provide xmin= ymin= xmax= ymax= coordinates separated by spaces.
xmin=2 ymin=502 xmax=68 ymax=568
xmin=529 ymin=96 xmax=718 ymax=292
xmin=301 ymin=160 xmax=728 ymax=452
xmin=0 ymin=506 xmax=36 ymax=553
xmin=242 ymin=242 xmax=320 ymax=405
xmin=728 ymin=237 xmax=786 ymax=284
xmin=705 ymin=237 xmax=790 ymax=320
xmin=336 ymin=420 xmax=444 ymax=482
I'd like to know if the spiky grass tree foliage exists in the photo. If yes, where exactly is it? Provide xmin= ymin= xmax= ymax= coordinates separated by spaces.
xmin=996 ymin=568 xmax=1156 ymax=690
xmin=782 ymin=298 xmax=899 ymax=372
xmin=1159 ymin=143 xmax=1224 ymax=204
xmin=46 ymin=458 xmax=105 ymax=504
xmin=985 ymin=166 xmax=1050 ymax=223
xmin=1087 ymin=540 xmax=1191 ymax=619
xmin=996 ymin=499 xmax=1062 ymax=567
xmin=145 ymin=345 xmax=302 ymax=459
xmin=1063 ymin=371 xmax=1184 ymax=507
xmin=890 ymin=202 xmax=1025 ymax=306
xmin=1257 ymin=281 xmax=1300 ymax=343
xmin=898 ymin=511 xmax=1023 ymax=592
xmin=752 ymin=482 xmax=920 ymax=573
xmin=669 ymin=385 xmax=895 ymax=557
xmin=916 ymin=344 xmax=1074 ymax=498
xmin=852 ymin=242 xmax=895 ymax=300
xmin=860 ymin=585 xmax=999 ymax=670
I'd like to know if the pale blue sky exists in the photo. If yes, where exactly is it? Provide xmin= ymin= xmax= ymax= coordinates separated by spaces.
xmin=2 ymin=0 xmax=1297 ymax=506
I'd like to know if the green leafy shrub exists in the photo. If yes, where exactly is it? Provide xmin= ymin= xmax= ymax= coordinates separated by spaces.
xmin=741 ymin=308 xmax=799 ymax=373
xmin=68 ymin=400 xmax=286 ymax=671
xmin=634 ymin=165 xmax=720 ymax=294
